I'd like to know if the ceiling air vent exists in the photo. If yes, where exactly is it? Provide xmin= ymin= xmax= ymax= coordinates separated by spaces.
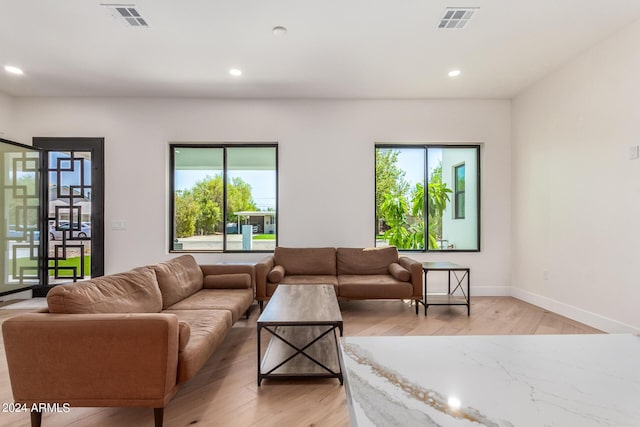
xmin=438 ymin=7 xmax=478 ymax=29
xmin=101 ymin=4 xmax=149 ymax=27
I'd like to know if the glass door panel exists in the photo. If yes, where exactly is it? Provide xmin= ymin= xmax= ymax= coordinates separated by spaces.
xmin=46 ymin=151 xmax=92 ymax=283
xmin=0 ymin=139 xmax=42 ymax=295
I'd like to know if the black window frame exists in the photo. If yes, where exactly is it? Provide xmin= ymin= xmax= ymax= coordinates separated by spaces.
xmin=169 ymin=143 xmax=278 ymax=253
xmin=374 ymin=143 xmax=481 ymax=252
xmin=454 ymin=163 xmax=466 ymax=219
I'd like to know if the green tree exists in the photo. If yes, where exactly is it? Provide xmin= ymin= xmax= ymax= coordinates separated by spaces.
xmin=191 ymin=176 xmax=223 ymax=235
xmin=174 ymin=175 xmax=258 ymax=237
xmin=226 ymin=177 xmax=258 ymax=223
xmin=410 ymin=179 xmax=451 ymax=249
xmin=380 ymin=194 xmax=411 ymax=247
xmin=174 ymin=191 xmax=197 ymax=237
xmin=378 ymin=155 xmax=452 ymax=250
xmin=375 ymin=149 xmax=409 ymax=222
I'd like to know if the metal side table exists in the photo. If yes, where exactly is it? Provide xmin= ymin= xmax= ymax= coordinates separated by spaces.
xmin=421 ymin=262 xmax=470 ymax=316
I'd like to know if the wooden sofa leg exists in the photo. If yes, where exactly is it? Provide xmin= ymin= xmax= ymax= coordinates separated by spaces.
xmin=154 ymin=408 xmax=164 ymax=427
xmin=244 ymin=306 xmax=251 ymax=319
xmin=258 ymin=301 xmax=264 ymax=312
xmin=30 ymin=410 xmax=42 ymax=427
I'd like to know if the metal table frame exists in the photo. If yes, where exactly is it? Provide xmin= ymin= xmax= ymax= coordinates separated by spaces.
xmin=257 ymin=284 xmax=344 ymax=386
xmin=421 ymin=262 xmax=470 ymax=316
xmin=257 ymin=322 xmax=343 ymax=386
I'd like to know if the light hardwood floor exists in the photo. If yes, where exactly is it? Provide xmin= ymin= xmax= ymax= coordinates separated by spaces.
xmin=0 ymin=297 xmax=601 ymax=427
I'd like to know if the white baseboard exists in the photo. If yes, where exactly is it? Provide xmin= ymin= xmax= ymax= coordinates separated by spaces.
xmin=472 ymin=286 xmax=512 ymax=297
xmin=0 ymin=290 xmax=32 ymax=301
xmin=511 ymin=287 xmax=639 ymax=334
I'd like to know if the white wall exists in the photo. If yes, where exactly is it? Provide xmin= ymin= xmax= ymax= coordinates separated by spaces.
xmin=0 ymin=91 xmax=14 ymax=140
xmin=512 ymin=20 xmax=640 ymax=332
xmin=12 ymin=98 xmax=511 ymax=295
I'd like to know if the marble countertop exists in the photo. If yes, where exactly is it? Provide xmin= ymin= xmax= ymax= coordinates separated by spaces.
xmin=339 ymin=334 xmax=640 ymax=427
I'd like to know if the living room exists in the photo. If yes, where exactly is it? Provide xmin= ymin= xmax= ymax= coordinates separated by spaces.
xmin=0 ymin=1 xmax=639 ymax=426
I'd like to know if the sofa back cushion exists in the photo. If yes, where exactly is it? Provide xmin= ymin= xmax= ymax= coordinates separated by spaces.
xmin=47 ymin=267 xmax=162 ymax=314
xmin=337 ymin=247 xmax=399 ymax=275
xmin=154 ymin=255 xmax=204 ymax=309
xmin=273 ymin=247 xmax=336 ymax=276
xmin=203 ymin=273 xmax=251 ymax=289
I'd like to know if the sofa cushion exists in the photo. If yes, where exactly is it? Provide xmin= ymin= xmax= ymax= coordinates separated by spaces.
xmin=267 ymin=265 xmax=285 ymax=282
xmin=337 ymin=274 xmax=413 ymax=299
xmin=336 ymin=247 xmax=399 ymax=275
xmin=47 ymin=267 xmax=162 ymax=314
xmin=274 ymin=247 xmax=336 ymax=275
xmin=203 ymin=273 xmax=251 ymax=289
xmin=389 ymin=262 xmax=411 ymax=281
xmin=164 ymin=309 xmax=232 ymax=383
xmin=153 ymin=255 xmax=204 ymax=309
xmin=178 ymin=321 xmax=191 ymax=351
xmin=166 ymin=289 xmax=254 ymax=323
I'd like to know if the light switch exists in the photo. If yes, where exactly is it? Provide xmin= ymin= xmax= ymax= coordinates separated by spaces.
xmin=630 ymin=145 xmax=639 ymax=160
xmin=111 ymin=220 xmax=127 ymax=230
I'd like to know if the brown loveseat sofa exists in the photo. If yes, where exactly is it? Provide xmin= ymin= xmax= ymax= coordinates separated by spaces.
xmin=255 ymin=246 xmax=422 ymax=312
xmin=2 ymin=255 xmax=254 ymax=427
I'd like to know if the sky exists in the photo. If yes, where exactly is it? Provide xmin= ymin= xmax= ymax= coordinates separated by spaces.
xmin=384 ymin=147 xmax=443 ymax=188
xmin=48 ymin=151 xmax=92 ymax=198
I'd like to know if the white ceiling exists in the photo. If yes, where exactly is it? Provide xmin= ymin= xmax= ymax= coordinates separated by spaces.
xmin=1 ymin=0 xmax=640 ymax=99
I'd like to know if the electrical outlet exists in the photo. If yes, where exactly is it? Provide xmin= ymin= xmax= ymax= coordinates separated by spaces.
xmin=543 ymin=271 xmax=550 ymax=280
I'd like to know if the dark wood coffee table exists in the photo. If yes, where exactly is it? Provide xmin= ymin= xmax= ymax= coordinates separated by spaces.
xmin=257 ymin=284 xmax=343 ymax=386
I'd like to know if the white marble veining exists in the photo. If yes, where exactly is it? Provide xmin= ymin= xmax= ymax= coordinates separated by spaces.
xmin=339 ymin=334 xmax=640 ymax=427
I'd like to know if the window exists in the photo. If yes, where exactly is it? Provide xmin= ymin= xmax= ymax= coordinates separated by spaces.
xmin=170 ymin=144 xmax=277 ymax=252
xmin=454 ymin=163 xmax=465 ymax=219
xmin=375 ymin=145 xmax=480 ymax=251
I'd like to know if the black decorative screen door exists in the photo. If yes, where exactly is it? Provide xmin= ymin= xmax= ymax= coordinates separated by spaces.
xmin=34 ymin=138 xmax=104 ymax=290
xmin=0 ymin=138 xmax=41 ymax=296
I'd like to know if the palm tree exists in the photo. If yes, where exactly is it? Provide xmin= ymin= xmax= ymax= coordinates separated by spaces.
xmin=380 ymin=180 xmax=451 ymax=250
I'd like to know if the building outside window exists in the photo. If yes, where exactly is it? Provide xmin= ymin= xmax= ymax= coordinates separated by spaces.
xmin=170 ymin=144 xmax=277 ymax=252
xmin=375 ymin=144 xmax=480 ymax=251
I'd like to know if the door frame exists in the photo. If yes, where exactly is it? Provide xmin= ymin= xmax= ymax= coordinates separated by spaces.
xmin=33 ymin=137 xmax=104 ymax=291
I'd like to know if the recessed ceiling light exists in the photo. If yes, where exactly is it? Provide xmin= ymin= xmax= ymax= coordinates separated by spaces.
xmin=272 ymin=26 xmax=288 ymax=36
xmin=229 ymin=68 xmax=243 ymax=77
xmin=448 ymin=69 xmax=461 ymax=78
xmin=4 ymin=65 xmax=24 ymax=75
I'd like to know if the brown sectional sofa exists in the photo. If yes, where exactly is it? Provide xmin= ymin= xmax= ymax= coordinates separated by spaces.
xmin=2 ymin=255 xmax=254 ymax=427
xmin=255 ymin=246 xmax=423 ymax=312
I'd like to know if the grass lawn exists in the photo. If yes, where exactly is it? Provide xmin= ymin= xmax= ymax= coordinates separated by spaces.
xmin=12 ymin=256 xmax=91 ymax=276
xmin=253 ymin=234 xmax=276 ymax=240
xmin=48 ymin=256 xmax=91 ymax=276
